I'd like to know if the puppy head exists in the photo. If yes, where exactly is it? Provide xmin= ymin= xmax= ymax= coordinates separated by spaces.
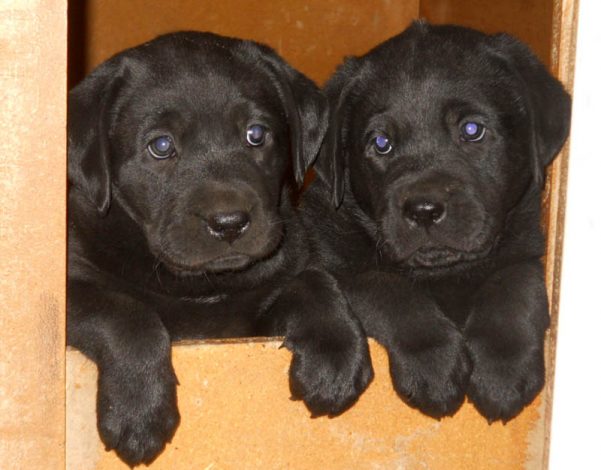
xmin=68 ymin=32 xmax=327 ymax=275
xmin=320 ymin=22 xmax=571 ymax=272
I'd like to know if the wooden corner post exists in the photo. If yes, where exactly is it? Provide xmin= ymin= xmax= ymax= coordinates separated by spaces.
xmin=0 ymin=1 xmax=68 ymax=468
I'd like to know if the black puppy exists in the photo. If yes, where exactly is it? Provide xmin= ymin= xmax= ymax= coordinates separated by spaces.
xmin=306 ymin=22 xmax=571 ymax=422
xmin=68 ymin=32 xmax=372 ymax=466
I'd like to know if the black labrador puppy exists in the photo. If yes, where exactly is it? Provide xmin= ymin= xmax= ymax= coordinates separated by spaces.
xmin=68 ymin=32 xmax=372 ymax=466
xmin=305 ymin=22 xmax=571 ymax=422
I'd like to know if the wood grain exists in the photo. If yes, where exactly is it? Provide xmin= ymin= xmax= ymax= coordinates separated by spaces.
xmin=0 ymin=1 xmax=67 ymax=468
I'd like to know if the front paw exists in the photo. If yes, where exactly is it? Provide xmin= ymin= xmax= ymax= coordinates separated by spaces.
xmin=388 ymin=323 xmax=471 ymax=418
xmin=284 ymin=332 xmax=374 ymax=417
xmin=97 ymin=364 xmax=180 ymax=466
xmin=467 ymin=340 xmax=545 ymax=422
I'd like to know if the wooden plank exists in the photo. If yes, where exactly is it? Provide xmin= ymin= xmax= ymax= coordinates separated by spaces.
xmin=76 ymin=0 xmax=419 ymax=85
xmin=67 ymin=340 xmax=546 ymax=470
xmin=542 ymin=0 xmax=579 ymax=467
xmin=0 ymin=0 xmax=68 ymax=468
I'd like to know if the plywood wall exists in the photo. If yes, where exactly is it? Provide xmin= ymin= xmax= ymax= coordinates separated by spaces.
xmin=72 ymin=0 xmax=419 ymax=85
xmin=67 ymin=341 xmax=548 ymax=470
xmin=73 ymin=0 xmax=559 ymax=85
xmin=0 ymin=0 xmax=67 ymax=468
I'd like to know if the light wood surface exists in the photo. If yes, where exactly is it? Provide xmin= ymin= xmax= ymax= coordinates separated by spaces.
xmin=541 ymin=1 xmax=580 ymax=467
xmin=67 ymin=340 xmax=547 ymax=470
xmin=0 ymin=1 xmax=67 ymax=468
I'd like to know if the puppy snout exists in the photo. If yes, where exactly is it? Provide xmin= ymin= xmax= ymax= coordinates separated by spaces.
xmin=206 ymin=211 xmax=250 ymax=243
xmin=403 ymin=198 xmax=446 ymax=228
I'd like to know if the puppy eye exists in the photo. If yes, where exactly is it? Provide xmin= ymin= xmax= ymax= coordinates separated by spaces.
xmin=460 ymin=122 xmax=486 ymax=142
xmin=373 ymin=134 xmax=393 ymax=155
xmin=148 ymin=136 xmax=176 ymax=159
xmin=246 ymin=124 xmax=266 ymax=146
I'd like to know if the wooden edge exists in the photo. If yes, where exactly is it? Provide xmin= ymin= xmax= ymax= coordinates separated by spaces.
xmin=172 ymin=336 xmax=284 ymax=346
xmin=542 ymin=0 xmax=580 ymax=467
xmin=0 ymin=1 xmax=68 ymax=469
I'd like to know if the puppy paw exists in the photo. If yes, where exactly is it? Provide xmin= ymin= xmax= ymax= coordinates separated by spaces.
xmin=388 ymin=324 xmax=471 ymax=418
xmin=466 ymin=342 xmax=545 ymax=423
xmin=284 ymin=332 xmax=374 ymax=417
xmin=97 ymin=364 xmax=180 ymax=466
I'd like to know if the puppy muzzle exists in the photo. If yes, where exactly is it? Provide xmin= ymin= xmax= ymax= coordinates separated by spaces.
xmin=380 ymin=176 xmax=495 ymax=268
xmin=150 ymin=181 xmax=283 ymax=275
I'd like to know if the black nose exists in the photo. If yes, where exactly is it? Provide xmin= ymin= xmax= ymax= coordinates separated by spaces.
xmin=206 ymin=211 xmax=250 ymax=243
xmin=403 ymin=198 xmax=446 ymax=228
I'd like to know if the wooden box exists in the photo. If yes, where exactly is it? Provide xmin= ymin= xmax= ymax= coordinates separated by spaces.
xmin=0 ymin=1 xmax=578 ymax=468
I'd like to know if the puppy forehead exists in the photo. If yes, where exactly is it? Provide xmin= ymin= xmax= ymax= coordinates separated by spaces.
xmin=367 ymin=23 xmax=501 ymax=73
xmin=121 ymin=37 xmax=281 ymax=111
xmin=139 ymin=62 xmax=267 ymax=97
xmin=117 ymin=66 xmax=282 ymax=131
xmin=355 ymin=42 xmax=519 ymax=124
xmin=130 ymin=73 xmax=267 ymax=111
xmin=363 ymin=74 xmax=494 ymax=116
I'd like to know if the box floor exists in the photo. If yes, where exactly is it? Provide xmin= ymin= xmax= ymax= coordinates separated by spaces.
xmin=67 ymin=340 xmax=545 ymax=469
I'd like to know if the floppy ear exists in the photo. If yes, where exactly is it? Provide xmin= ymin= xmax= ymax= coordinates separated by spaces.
xmin=68 ymin=56 xmax=127 ymax=215
xmin=490 ymin=34 xmax=572 ymax=186
xmin=248 ymin=44 xmax=329 ymax=187
xmin=317 ymin=58 xmax=362 ymax=207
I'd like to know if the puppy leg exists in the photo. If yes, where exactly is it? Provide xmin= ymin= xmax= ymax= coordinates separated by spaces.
xmin=464 ymin=261 xmax=549 ymax=422
xmin=68 ymin=280 xmax=180 ymax=466
xmin=343 ymin=271 xmax=471 ymax=418
xmin=259 ymin=269 xmax=373 ymax=416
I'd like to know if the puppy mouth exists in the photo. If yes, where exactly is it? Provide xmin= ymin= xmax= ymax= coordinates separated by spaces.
xmin=202 ymin=254 xmax=253 ymax=272
xmin=406 ymin=245 xmax=493 ymax=269
xmin=159 ymin=253 xmax=253 ymax=275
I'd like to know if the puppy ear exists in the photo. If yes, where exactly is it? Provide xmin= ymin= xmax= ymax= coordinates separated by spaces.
xmin=68 ymin=56 xmax=127 ymax=215
xmin=317 ymin=58 xmax=362 ymax=207
xmin=249 ymin=45 xmax=329 ymax=187
xmin=490 ymin=34 xmax=572 ymax=186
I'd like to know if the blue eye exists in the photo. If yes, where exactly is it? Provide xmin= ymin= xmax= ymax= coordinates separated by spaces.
xmin=246 ymin=124 xmax=266 ymax=146
xmin=148 ymin=135 xmax=175 ymax=159
xmin=460 ymin=122 xmax=486 ymax=142
xmin=373 ymin=134 xmax=392 ymax=155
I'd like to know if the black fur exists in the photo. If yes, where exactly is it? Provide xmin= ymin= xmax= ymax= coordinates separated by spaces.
xmin=67 ymin=32 xmax=372 ymax=466
xmin=306 ymin=22 xmax=571 ymax=422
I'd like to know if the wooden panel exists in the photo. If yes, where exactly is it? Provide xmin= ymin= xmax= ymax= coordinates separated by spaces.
xmin=67 ymin=340 xmax=546 ymax=470
xmin=77 ymin=0 xmax=419 ymax=85
xmin=541 ymin=0 xmax=579 ymax=467
xmin=0 ymin=0 xmax=67 ymax=468
xmin=420 ymin=0 xmax=554 ymax=65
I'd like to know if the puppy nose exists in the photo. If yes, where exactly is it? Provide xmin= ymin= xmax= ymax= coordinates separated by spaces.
xmin=206 ymin=211 xmax=250 ymax=243
xmin=403 ymin=198 xmax=446 ymax=227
